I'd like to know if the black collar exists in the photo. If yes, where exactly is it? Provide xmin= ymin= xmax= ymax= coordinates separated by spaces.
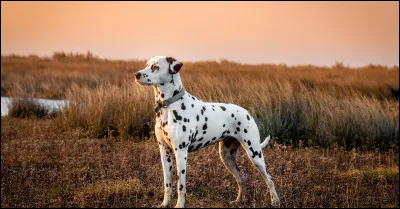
xmin=155 ymin=88 xmax=185 ymax=113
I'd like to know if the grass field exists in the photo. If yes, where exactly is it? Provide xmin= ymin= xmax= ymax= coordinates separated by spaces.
xmin=1 ymin=117 xmax=398 ymax=208
xmin=1 ymin=53 xmax=399 ymax=207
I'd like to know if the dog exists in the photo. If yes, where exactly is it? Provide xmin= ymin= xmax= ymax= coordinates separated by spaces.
xmin=135 ymin=56 xmax=280 ymax=208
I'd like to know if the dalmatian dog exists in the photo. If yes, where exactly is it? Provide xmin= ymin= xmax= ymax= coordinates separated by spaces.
xmin=135 ymin=56 xmax=280 ymax=208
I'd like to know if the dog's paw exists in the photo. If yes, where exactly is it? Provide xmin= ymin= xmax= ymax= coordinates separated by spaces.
xmin=271 ymin=197 xmax=281 ymax=207
xmin=157 ymin=203 xmax=169 ymax=208
xmin=174 ymin=203 xmax=184 ymax=208
xmin=229 ymin=200 xmax=240 ymax=205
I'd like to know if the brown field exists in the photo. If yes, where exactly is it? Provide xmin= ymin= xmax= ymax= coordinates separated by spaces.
xmin=1 ymin=118 xmax=398 ymax=208
xmin=1 ymin=53 xmax=399 ymax=207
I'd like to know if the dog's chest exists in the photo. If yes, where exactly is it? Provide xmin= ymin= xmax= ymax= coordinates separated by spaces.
xmin=155 ymin=97 xmax=202 ymax=143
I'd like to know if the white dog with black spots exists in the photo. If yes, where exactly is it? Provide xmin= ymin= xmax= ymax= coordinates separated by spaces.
xmin=135 ymin=56 xmax=280 ymax=208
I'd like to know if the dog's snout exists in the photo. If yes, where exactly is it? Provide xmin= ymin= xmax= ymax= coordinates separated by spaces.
xmin=135 ymin=72 xmax=142 ymax=79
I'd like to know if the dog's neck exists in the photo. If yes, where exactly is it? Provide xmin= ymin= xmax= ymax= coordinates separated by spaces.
xmin=153 ymin=74 xmax=184 ymax=105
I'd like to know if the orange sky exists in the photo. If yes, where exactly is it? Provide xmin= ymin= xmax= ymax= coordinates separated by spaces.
xmin=1 ymin=1 xmax=399 ymax=66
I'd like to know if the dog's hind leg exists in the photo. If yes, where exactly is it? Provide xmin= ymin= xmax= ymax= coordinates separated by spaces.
xmin=240 ymin=135 xmax=280 ymax=207
xmin=219 ymin=137 xmax=247 ymax=204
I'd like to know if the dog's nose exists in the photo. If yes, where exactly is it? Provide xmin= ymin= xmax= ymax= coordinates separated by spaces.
xmin=135 ymin=72 xmax=142 ymax=79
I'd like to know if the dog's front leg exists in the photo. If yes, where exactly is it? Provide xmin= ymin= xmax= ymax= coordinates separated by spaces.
xmin=173 ymin=146 xmax=188 ymax=208
xmin=158 ymin=143 xmax=174 ymax=208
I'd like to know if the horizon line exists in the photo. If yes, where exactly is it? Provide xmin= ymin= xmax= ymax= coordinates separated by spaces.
xmin=1 ymin=52 xmax=399 ymax=69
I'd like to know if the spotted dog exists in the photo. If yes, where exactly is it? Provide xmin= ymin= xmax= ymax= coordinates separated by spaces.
xmin=135 ymin=56 xmax=280 ymax=208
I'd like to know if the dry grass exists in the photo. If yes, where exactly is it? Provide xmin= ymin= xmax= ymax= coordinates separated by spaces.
xmin=1 ymin=54 xmax=399 ymax=149
xmin=1 ymin=117 xmax=398 ymax=208
xmin=1 ymin=53 xmax=399 ymax=207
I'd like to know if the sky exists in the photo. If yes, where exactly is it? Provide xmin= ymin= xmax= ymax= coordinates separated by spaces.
xmin=1 ymin=1 xmax=399 ymax=66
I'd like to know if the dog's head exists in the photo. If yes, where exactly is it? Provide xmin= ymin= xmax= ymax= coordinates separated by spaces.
xmin=135 ymin=56 xmax=183 ymax=86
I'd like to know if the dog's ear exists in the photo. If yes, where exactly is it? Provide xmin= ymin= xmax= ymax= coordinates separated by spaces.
xmin=167 ymin=57 xmax=183 ymax=74
xmin=166 ymin=57 xmax=176 ymax=64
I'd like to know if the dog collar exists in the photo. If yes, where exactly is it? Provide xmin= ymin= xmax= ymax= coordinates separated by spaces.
xmin=155 ymin=88 xmax=186 ymax=113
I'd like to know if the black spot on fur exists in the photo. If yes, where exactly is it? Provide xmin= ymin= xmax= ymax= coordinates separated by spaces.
xmin=236 ymin=127 xmax=240 ymax=132
xmin=223 ymin=124 xmax=225 ymax=127
xmin=170 ymin=165 xmax=172 ymax=171
xmin=249 ymin=147 xmax=259 ymax=158
xmin=167 ymin=157 xmax=171 ymax=162
xmin=231 ymin=113 xmax=234 ymax=117
xmin=183 ymin=118 xmax=187 ymax=122
xmin=203 ymin=131 xmax=207 ymax=135
xmin=181 ymin=103 xmax=186 ymax=110
xmin=234 ymin=131 xmax=237 ymax=134
xmin=238 ymin=121 xmax=241 ymax=125
xmin=195 ymin=143 xmax=203 ymax=150
xmin=212 ymin=108 xmax=215 ymax=111
xmin=247 ymin=115 xmax=250 ymax=120
xmin=182 ymin=169 xmax=185 ymax=174
xmin=196 ymin=115 xmax=199 ymax=121
xmin=244 ymin=129 xmax=248 ymax=133
xmin=173 ymin=119 xmax=177 ymax=123
xmin=212 ymin=137 xmax=216 ymax=140
xmin=203 ymin=123 xmax=207 ymax=130
xmin=191 ymin=104 xmax=194 ymax=108
xmin=173 ymin=90 xmax=179 ymax=96
xmin=247 ymin=140 xmax=251 ymax=146
xmin=180 ymin=184 xmax=183 ymax=191
xmin=197 ymin=137 xmax=204 ymax=141
xmin=205 ymin=117 xmax=208 ymax=121
xmin=220 ymin=106 xmax=226 ymax=111
xmin=173 ymin=110 xmax=182 ymax=121
xmin=201 ymin=109 xmax=204 ymax=115
xmin=188 ymin=145 xmax=194 ymax=152
xmin=160 ymin=83 xmax=164 ymax=86
xmin=192 ymin=96 xmax=196 ymax=100
xmin=204 ymin=141 xmax=211 ymax=146
xmin=182 ymin=125 xmax=186 ymax=132
xmin=161 ymin=93 xmax=164 ymax=98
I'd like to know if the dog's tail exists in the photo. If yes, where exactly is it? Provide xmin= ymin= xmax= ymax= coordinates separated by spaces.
xmin=260 ymin=135 xmax=271 ymax=149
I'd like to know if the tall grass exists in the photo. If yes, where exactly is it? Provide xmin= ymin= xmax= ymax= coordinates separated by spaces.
xmin=1 ymin=54 xmax=399 ymax=149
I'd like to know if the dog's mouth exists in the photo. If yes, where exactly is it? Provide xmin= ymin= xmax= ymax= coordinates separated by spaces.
xmin=135 ymin=79 xmax=153 ymax=86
